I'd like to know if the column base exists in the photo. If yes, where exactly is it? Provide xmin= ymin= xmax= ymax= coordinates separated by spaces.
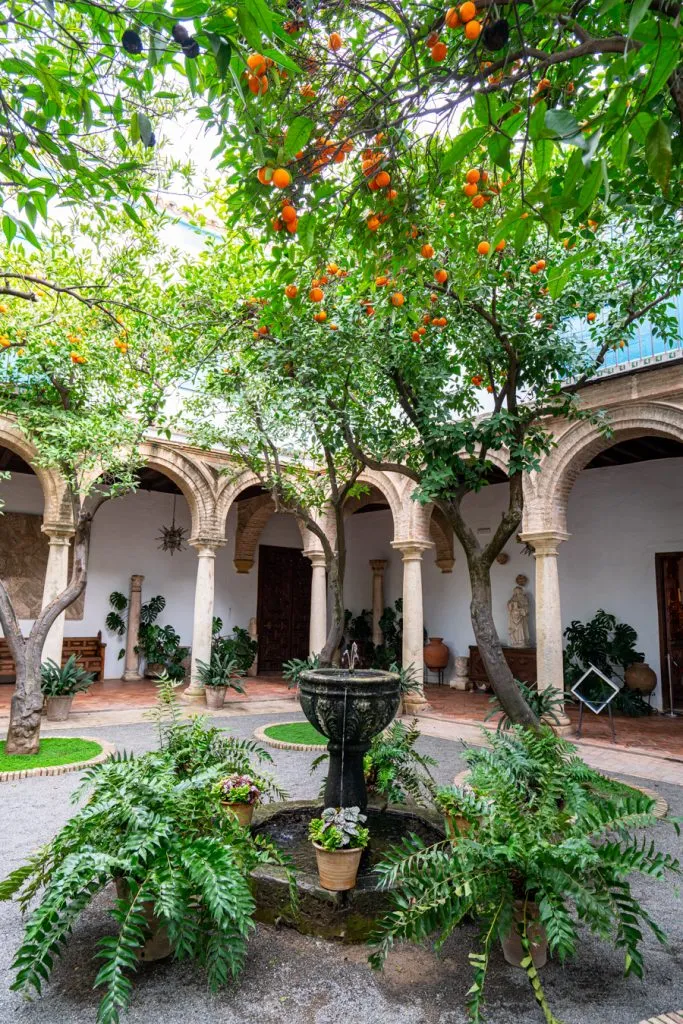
xmin=402 ymin=696 xmax=432 ymax=715
xmin=546 ymin=712 xmax=573 ymax=736
xmin=181 ymin=684 xmax=206 ymax=703
xmin=448 ymin=678 xmax=470 ymax=690
xmin=122 ymin=670 xmax=143 ymax=682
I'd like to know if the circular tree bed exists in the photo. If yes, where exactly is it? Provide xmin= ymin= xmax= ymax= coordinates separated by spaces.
xmin=255 ymin=721 xmax=327 ymax=750
xmin=0 ymin=737 xmax=113 ymax=781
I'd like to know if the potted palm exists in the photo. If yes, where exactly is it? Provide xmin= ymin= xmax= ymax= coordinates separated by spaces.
xmin=308 ymin=806 xmax=370 ymax=891
xmin=197 ymin=648 xmax=245 ymax=709
xmin=370 ymin=726 xmax=681 ymax=1023
xmin=215 ymin=773 xmax=262 ymax=826
xmin=40 ymin=655 xmax=95 ymax=720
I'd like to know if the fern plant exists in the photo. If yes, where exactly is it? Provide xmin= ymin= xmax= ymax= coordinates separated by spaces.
xmin=369 ymin=726 xmax=680 ymax=1024
xmin=0 ymin=727 xmax=293 ymax=1022
xmin=486 ymin=680 xmax=568 ymax=731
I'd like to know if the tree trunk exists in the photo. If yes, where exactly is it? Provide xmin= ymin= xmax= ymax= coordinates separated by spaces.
xmin=5 ymin=645 xmax=44 ymax=754
xmin=320 ymin=553 xmax=345 ymax=666
xmin=469 ymin=562 xmax=539 ymax=729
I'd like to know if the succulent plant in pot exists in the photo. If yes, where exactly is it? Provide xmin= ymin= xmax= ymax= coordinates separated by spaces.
xmin=196 ymin=649 xmax=245 ymax=709
xmin=308 ymin=806 xmax=370 ymax=892
xmin=215 ymin=772 xmax=263 ymax=827
xmin=40 ymin=655 xmax=95 ymax=720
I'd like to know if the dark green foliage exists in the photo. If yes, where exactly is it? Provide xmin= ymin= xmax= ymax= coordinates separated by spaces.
xmin=106 ymin=591 xmax=189 ymax=680
xmin=1 ymin=685 xmax=293 ymax=1024
xmin=486 ymin=680 xmax=568 ymax=731
xmin=369 ymin=727 xmax=680 ymax=1023
xmin=196 ymin=649 xmax=245 ymax=692
xmin=40 ymin=655 xmax=94 ymax=697
xmin=212 ymin=626 xmax=257 ymax=674
xmin=344 ymin=599 xmax=405 ymax=669
xmin=309 ymin=807 xmax=369 ymax=851
xmin=564 ymin=609 xmax=651 ymax=716
xmin=282 ymin=653 xmax=319 ymax=689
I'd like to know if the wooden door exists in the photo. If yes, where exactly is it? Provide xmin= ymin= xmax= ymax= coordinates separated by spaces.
xmin=655 ymin=552 xmax=683 ymax=712
xmin=257 ymin=545 xmax=312 ymax=672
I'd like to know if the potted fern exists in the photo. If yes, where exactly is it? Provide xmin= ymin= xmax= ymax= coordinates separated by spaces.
xmin=370 ymin=726 xmax=681 ymax=1022
xmin=40 ymin=655 xmax=95 ymax=720
xmin=309 ymin=806 xmax=369 ymax=891
xmin=196 ymin=648 xmax=245 ymax=709
xmin=1 ymin=684 xmax=292 ymax=1024
xmin=215 ymin=772 xmax=262 ymax=826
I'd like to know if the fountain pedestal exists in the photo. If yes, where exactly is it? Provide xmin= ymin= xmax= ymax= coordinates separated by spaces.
xmin=299 ymin=668 xmax=401 ymax=811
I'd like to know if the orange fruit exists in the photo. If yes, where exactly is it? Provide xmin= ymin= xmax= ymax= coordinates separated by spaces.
xmin=422 ymin=313 xmax=431 ymax=323
xmin=314 ymin=310 xmax=327 ymax=322
xmin=445 ymin=7 xmax=460 ymax=27
xmin=431 ymin=41 xmax=448 ymax=61
xmin=271 ymin=217 xmax=283 ymax=231
xmin=459 ymin=2 xmax=476 ymax=22
xmin=529 ymin=263 xmax=539 ymax=274
xmin=471 ymin=374 xmax=483 ymax=385
xmin=426 ymin=31 xmax=440 ymax=47
xmin=535 ymin=258 xmax=546 ymax=270
xmin=375 ymin=276 xmax=389 ymax=286
xmin=421 ymin=243 xmax=435 ymax=258
xmin=258 ymin=325 xmax=269 ymax=336
xmin=281 ymin=204 xmax=297 ymax=223
xmin=272 ymin=168 xmax=292 ymax=188
xmin=418 ymin=326 xmax=426 ymax=335
xmin=285 ymin=284 xmax=298 ymax=299
xmin=534 ymin=312 xmax=543 ymax=321
xmin=463 ymin=182 xmax=478 ymax=196
xmin=375 ymin=170 xmax=391 ymax=187
xmin=329 ymin=32 xmax=342 ymax=51
xmin=486 ymin=384 xmax=494 ymax=393
xmin=537 ymin=77 xmax=551 ymax=91
xmin=495 ymin=239 xmax=506 ymax=252
xmin=257 ymin=166 xmax=273 ymax=186
xmin=329 ymin=323 xmax=338 ymax=330
xmin=411 ymin=330 xmax=421 ymax=342
xmin=430 ymin=292 xmax=438 ymax=302
xmin=391 ymin=292 xmax=405 ymax=306
xmin=472 ymin=194 xmax=485 ymax=209
xmin=247 ymin=53 xmax=267 ymax=75
xmin=386 ymin=188 xmax=398 ymax=200
xmin=309 ymin=287 xmax=324 ymax=302
xmin=434 ymin=268 xmax=448 ymax=283
xmin=327 ymin=263 xmax=339 ymax=273
xmin=365 ymin=305 xmax=375 ymax=316
xmin=367 ymin=215 xmax=380 ymax=231
xmin=465 ymin=169 xmax=481 ymax=184
xmin=464 ymin=20 xmax=481 ymax=39
xmin=477 ymin=241 xmax=490 ymax=255
xmin=285 ymin=218 xmax=298 ymax=234
xmin=587 ymin=311 xmax=596 ymax=322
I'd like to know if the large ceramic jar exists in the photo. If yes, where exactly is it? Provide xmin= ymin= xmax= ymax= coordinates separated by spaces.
xmin=424 ymin=637 xmax=449 ymax=670
xmin=624 ymin=662 xmax=657 ymax=695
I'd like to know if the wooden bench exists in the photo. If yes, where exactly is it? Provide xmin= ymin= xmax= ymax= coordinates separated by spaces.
xmin=638 ymin=1013 xmax=683 ymax=1024
xmin=0 ymin=632 xmax=106 ymax=681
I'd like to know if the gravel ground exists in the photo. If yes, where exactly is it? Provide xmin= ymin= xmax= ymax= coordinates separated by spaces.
xmin=0 ymin=712 xmax=681 ymax=1024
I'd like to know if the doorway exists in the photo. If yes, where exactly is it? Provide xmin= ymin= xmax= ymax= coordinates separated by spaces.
xmin=655 ymin=552 xmax=683 ymax=713
xmin=256 ymin=545 xmax=312 ymax=672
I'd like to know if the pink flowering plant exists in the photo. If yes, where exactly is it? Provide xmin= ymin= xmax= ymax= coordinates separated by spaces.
xmin=216 ymin=773 xmax=262 ymax=806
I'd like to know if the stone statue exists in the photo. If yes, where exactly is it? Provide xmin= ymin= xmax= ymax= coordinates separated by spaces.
xmin=507 ymin=574 xmax=530 ymax=648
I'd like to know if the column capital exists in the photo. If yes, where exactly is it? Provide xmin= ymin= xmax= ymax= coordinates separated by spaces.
xmin=41 ymin=522 xmax=74 ymax=542
xmin=304 ymin=549 xmax=327 ymax=568
xmin=435 ymin=556 xmax=455 ymax=573
xmin=233 ymin=557 xmax=254 ymax=574
xmin=392 ymin=539 xmax=432 ymax=561
xmin=189 ymin=536 xmax=226 ymax=555
xmin=130 ymin=573 xmax=145 ymax=591
xmin=369 ymin=558 xmax=388 ymax=574
xmin=518 ymin=530 xmax=570 ymax=556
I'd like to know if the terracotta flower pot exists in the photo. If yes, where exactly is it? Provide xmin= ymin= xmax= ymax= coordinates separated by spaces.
xmin=624 ymin=662 xmax=656 ymax=695
xmin=501 ymin=901 xmax=548 ymax=969
xmin=424 ymin=637 xmax=449 ymax=670
xmin=205 ymin=686 xmax=227 ymax=709
xmin=114 ymin=879 xmax=172 ymax=961
xmin=313 ymin=843 xmax=363 ymax=892
xmin=221 ymin=801 xmax=255 ymax=827
xmin=45 ymin=695 xmax=73 ymax=721
xmin=145 ymin=662 xmax=165 ymax=679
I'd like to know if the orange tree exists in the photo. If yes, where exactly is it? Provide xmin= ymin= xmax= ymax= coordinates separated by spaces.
xmin=198 ymin=195 xmax=683 ymax=725
xmin=0 ymin=217 xmax=196 ymax=755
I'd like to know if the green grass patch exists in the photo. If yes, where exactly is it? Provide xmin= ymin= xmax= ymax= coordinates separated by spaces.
xmin=0 ymin=737 xmax=103 ymax=772
xmin=263 ymin=722 xmax=327 ymax=746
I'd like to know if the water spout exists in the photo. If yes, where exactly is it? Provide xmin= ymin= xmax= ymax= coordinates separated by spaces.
xmin=341 ymin=641 xmax=360 ymax=672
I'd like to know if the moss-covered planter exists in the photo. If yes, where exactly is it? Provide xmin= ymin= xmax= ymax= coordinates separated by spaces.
xmin=250 ymin=800 xmax=444 ymax=942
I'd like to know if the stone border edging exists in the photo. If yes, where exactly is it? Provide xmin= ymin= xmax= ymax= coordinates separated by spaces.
xmin=254 ymin=722 xmax=327 ymax=751
xmin=452 ymin=769 xmax=668 ymax=818
xmin=0 ymin=736 xmax=116 ymax=782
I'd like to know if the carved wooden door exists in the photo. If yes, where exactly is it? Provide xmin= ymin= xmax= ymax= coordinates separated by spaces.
xmin=656 ymin=552 xmax=683 ymax=712
xmin=257 ymin=545 xmax=312 ymax=672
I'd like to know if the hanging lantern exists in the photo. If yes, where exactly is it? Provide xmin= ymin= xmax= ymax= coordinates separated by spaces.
xmin=157 ymin=494 xmax=187 ymax=555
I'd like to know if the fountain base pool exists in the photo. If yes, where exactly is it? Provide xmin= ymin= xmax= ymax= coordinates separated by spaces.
xmin=251 ymin=801 xmax=444 ymax=942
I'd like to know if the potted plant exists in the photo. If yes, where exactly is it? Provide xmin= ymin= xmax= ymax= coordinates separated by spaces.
xmin=211 ymin=622 xmax=258 ymax=674
xmin=370 ymin=726 xmax=681 ymax=1022
xmin=40 ymin=655 xmax=95 ymax=720
xmin=308 ymin=806 xmax=370 ymax=892
xmin=196 ymin=649 xmax=245 ymax=709
xmin=215 ymin=772 xmax=262 ymax=826
xmin=1 ymin=682 xmax=292 ymax=1024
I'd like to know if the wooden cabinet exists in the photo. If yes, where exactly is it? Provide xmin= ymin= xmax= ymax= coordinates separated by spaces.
xmin=468 ymin=645 xmax=537 ymax=689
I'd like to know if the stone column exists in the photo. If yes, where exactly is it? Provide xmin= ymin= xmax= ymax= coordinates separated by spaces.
xmin=520 ymin=530 xmax=572 ymax=731
xmin=370 ymin=559 xmax=388 ymax=646
xmin=392 ymin=540 xmax=431 ymax=710
xmin=122 ymin=574 xmax=144 ymax=681
xmin=184 ymin=539 xmax=223 ymax=700
xmin=40 ymin=527 xmax=73 ymax=666
xmin=305 ymin=550 xmax=328 ymax=656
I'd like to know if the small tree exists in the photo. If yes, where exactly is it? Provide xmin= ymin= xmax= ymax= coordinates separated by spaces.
xmin=0 ymin=223 xmax=183 ymax=753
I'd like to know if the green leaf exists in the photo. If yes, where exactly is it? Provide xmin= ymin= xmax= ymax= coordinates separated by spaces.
xmin=642 ymin=43 xmax=680 ymax=103
xmin=533 ymin=139 xmax=553 ymax=179
xmin=136 ymin=113 xmax=154 ymax=147
xmin=629 ymin=0 xmax=652 ymax=34
xmin=262 ymin=48 xmax=302 ymax=75
xmin=645 ymin=119 xmax=672 ymax=188
xmin=2 ymin=214 xmax=17 ymax=245
xmin=487 ymin=133 xmax=511 ymax=171
xmin=283 ymin=117 xmax=314 ymax=160
xmin=215 ymin=41 xmax=232 ymax=79
xmin=544 ymin=109 xmax=583 ymax=145
xmin=237 ymin=7 xmax=262 ymax=50
xmin=581 ymin=127 xmax=603 ymax=168
xmin=576 ymin=161 xmax=602 ymax=213
xmin=122 ymin=202 xmax=143 ymax=227
xmin=441 ymin=128 xmax=488 ymax=171
xmin=529 ymin=100 xmax=547 ymax=141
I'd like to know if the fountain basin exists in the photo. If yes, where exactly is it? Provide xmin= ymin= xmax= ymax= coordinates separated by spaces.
xmin=299 ymin=668 xmax=401 ymax=810
xmin=251 ymin=800 xmax=444 ymax=942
